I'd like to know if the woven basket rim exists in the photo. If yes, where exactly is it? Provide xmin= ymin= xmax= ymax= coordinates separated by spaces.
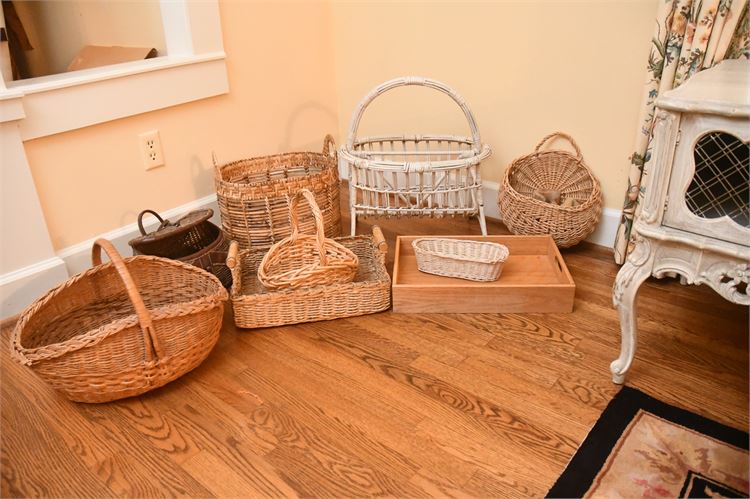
xmin=12 ymin=255 xmax=227 ymax=361
xmin=412 ymin=238 xmax=509 ymax=264
xmin=501 ymin=150 xmax=602 ymax=213
xmin=340 ymin=143 xmax=491 ymax=171
xmin=216 ymin=151 xmax=336 ymax=184
xmin=351 ymin=134 xmax=475 ymax=145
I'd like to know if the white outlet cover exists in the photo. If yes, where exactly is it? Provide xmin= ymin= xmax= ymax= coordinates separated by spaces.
xmin=138 ymin=130 xmax=165 ymax=170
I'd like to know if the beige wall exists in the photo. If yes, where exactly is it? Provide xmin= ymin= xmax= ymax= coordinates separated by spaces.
xmin=14 ymin=1 xmax=166 ymax=78
xmin=23 ymin=1 xmax=339 ymax=250
xmin=22 ymin=0 xmax=657 ymax=251
xmin=331 ymin=0 xmax=657 ymax=211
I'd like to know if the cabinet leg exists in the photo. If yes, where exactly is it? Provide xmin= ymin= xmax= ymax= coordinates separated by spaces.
xmin=350 ymin=210 xmax=357 ymax=236
xmin=611 ymin=238 xmax=653 ymax=384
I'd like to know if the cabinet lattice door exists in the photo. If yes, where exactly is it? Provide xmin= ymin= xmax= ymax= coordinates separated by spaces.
xmin=685 ymin=132 xmax=749 ymax=228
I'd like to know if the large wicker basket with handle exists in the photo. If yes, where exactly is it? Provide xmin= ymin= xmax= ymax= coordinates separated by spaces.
xmin=498 ymin=132 xmax=602 ymax=247
xmin=340 ymin=77 xmax=492 ymax=236
xmin=258 ymin=189 xmax=358 ymax=290
xmin=11 ymin=239 xmax=227 ymax=403
xmin=214 ymin=135 xmax=341 ymax=250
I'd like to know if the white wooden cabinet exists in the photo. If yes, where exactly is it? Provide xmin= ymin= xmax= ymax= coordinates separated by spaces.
xmin=611 ymin=60 xmax=750 ymax=384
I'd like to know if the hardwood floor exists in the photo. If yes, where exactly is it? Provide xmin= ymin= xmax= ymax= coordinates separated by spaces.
xmin=2 ymin=206 xmax=748 ymax=498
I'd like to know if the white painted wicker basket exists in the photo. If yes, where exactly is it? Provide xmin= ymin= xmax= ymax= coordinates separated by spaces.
xmin=340 ymin=77 xmax=492 ymax=236
xmin=412 ymin=238 xmax=509 ymax=282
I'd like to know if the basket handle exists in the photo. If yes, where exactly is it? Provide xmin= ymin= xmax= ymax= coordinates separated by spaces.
xmin=137 ymin=209 xmax=172 ymax=236
xmin=226 ymin=240 xmax=241 ymax=295
xmin=372 ymin=225 xmax=387 ymax=265
xmin=288 ymin=189 xmax=328 ymax=266
xmin=91 ymin=239 xmax=164 ymax=363
xmin=345 ymin=77 xmax=482 ymax=154
xmin=534 ymin=132 xmax=583 ymax=159
xmin=322 ymin=134 xmax=337 ymax=158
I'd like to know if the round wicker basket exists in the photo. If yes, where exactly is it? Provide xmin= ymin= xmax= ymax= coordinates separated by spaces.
xmin=11 ymin=239 xmax=227 ymax=403
xmin=258 ymin=189 xmax=358 ymax=290
xmin=498 ymin=132 xmax=602 ymax=247
xmin=214 ymin=135 xmax=341 ymax=250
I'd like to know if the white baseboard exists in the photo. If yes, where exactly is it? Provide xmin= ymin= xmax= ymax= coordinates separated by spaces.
xmin=0 ymin=256 xmax=69 ymax=319
xmin=57 ymin=193 xmax=220 ymax=276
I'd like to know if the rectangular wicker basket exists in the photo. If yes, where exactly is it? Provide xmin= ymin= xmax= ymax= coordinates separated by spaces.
xmin=227 ymin=226 xmax=390 ymax=329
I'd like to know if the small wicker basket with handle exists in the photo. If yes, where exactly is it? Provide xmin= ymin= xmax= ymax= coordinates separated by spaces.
xmin=11 ymin=239 xmax=227 ymax=403
xmin=258 ymin=189 xmax=358 ymax=290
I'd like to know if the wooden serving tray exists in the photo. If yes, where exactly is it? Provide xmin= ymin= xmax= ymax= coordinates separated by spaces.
xmin=392 ymin=235 xmax=575 ymax=313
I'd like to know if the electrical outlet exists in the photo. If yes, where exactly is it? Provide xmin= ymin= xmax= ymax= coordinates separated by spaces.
xmin=138 ymin=130 xmax=165 ymax=170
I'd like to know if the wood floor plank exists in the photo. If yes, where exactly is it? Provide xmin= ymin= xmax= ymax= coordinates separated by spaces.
xmin=181 ymin=449 xmax=297 ymax=499
xmin=290 ymin=322 xmax=581 ymax=470
xmin=419 ymin=354 xmax=601 ymax=431
xmin=1 ymin=382 xmax=115 ymax=499
xmin=235 ymin=329 xmax=480 ymax=487
xmin=256 ymin=403 xmax=426 ymax=498
xmin=1 ymin=186 xmax=747 ymax=498
xmin=413 ymin=418 xmax=548 ymax=497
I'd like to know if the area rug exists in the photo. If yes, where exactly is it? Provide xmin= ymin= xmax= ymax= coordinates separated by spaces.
xmin=547 ymin=386 xmax=749 ymax=498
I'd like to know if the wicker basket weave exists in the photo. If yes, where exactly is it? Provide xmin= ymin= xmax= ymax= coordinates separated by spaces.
xmin=340 ymin=77 xmax=492 ymax=236
xmin=11 ymin=239 xmax=227 ymax=403
xmin=214 ymin=135 xmax=341 ymax=250
xmin=412 ymin=238 xmax=509 ymax=282
xmin=258 ymin=189 xmax=358 ymax=290
xmin=498 ymin=132 xmax=602 ymax=247
xmin=228 ymin=226 xmax=390 ymax=329
xmin=128 ymin=208 xmax=232 ymax=288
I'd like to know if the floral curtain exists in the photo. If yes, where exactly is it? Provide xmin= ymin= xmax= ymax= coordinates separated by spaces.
xmin=613 ymin=0 xmax=750 ymax=264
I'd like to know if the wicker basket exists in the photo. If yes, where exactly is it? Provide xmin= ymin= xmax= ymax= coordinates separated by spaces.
xmin=412 ymin=238 xmax=509 ymax=282
xmin=11 ymin=239 xmax=228 ymax=403
xmin=128 ymin=208 xmax=232 ymax=288
xmin=340 ymin=77 xmax=492 ymax=236
xmin=228 ymin=226 xmax=390 ymax=329
xmin=498 ymin=132 xmax=602 ymax=247
xmin=258 ymin=189 xmax=358 ymax=290
xmin=214 ymin=135 xmax=342 ymax=250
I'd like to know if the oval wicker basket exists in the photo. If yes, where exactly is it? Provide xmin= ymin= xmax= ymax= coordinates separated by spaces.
xmin=498 ymin=132 xmax=602 ymax=247
xmin=214 ymin=135 xmax=341 ymax=250
xmin=412 ymin=238 xmax=509 ymax=282
xmin=11 ymin=239 xmax=228 ymax=403
xmin=258 ymin=189 xmax=358 ymax=290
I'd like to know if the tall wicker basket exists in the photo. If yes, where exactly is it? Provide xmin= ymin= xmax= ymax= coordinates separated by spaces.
xmin=340 ymin=77 xmax=492 ymax=236
xmin=498 ymin=132 xmax=602 ymax=247
xmin=11 ymin=239 xmax=227 ymax=403
xmin=214 ymin=135 xmax=342 ymax=250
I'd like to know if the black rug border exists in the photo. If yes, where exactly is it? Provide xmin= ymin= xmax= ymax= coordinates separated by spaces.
xmin=546 ymin=386 xmax=749 ymax=498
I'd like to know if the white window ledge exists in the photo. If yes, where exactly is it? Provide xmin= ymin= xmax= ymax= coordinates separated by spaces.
xmin=1 ymin=53 xmax=228 ymax=139
xmin=0 ymin=0 xmax=228 ymax=138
